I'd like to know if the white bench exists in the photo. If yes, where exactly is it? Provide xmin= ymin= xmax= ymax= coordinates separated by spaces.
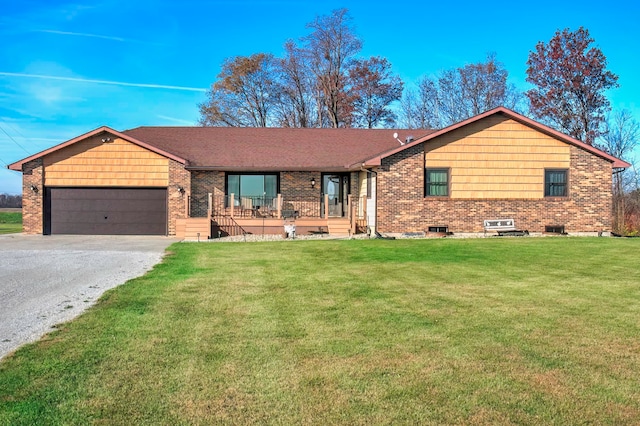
xmin=484 ymin=219 xmax=515 ymax=232
xmin=483 ymin=219 xmax=528 ymax=236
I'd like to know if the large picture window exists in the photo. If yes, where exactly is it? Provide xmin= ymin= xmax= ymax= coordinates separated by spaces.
xmin=545 ymin=169 xmax=568 ymax=197
xmin=226 ymin=173 xmax=278 ymax=206
xmin=425 ymin=168 xmax=449 ymax=197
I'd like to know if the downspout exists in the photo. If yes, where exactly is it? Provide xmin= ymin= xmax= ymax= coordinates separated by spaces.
xmin=361 ymin=164 xmax=378 ymax=235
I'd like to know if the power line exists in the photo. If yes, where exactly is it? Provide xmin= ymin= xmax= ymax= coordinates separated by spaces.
xmin=0 ymin=118 xmax=28 ymax=141
xmin=0 ymin=122 xmax=31 ymax=156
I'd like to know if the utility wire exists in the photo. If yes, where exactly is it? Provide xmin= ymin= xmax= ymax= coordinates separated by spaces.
xmin=0 ymin=122 xmax=31 ymax=156
xmin=0 ymin=118 xmax=29 ymax=141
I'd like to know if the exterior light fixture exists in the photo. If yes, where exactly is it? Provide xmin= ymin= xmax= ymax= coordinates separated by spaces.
xmin=30 ymin=184 xmax=38 ymax=193
xmin=311 ymin=177 xmax=316 ymax=189
xmin=177 ymin=186 xmax=185 ymax=194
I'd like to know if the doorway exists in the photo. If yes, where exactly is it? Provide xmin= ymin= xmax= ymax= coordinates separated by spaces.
xmin=322 ymin=173 xmax=349 ymax=217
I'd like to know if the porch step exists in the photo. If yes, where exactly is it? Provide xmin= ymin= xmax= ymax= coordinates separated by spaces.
xmin=327 ymin=219 xmax=352 ymax=236
xmin=176 ymin=218 xmax=211 ymax=240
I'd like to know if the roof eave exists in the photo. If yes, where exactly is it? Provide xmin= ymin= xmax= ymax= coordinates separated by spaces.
xmin=185 ymin=165 xmax=352 ymax=172
xmin=7 ymin=126 xmax=187 ymax=172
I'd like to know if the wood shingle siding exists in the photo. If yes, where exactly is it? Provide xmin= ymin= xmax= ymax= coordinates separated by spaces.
xmin=43 ymin=135 xmax=169 ymax=187
xmin=425 ymin=117 xmax=570 ymax=199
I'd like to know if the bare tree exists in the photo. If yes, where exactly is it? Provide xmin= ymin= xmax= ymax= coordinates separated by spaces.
xmin=303 ymin=8 xmax=362 ymax=128
xmin=599 ymin=110 xmax=640 ymax=233
xmin=274 ymin=41 xmax=317 ymax=128
xmin=400 ymin=54 xmax=521 ymax=129
xmin=199 ymin=53 xmax=278 ymax=127
xmin=348 ymin=56 xmax=403 ymax=128
xmin=600 ymin=110 xmax=639 ymax=163
xmin=0 ymin=194 xmax=22 ymax=208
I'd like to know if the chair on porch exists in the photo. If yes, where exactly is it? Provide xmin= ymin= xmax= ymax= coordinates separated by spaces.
xmin=240 ymin=197 xmax=254 ymax=217
xmin=281 ymin=202 xmax=299 ymax=219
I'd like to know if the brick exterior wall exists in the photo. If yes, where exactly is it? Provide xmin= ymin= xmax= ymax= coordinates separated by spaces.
xmin=168 ymin=159 xmax=191 ymax=236
xmin=280 ymin=171 xmax=320 ymax=200
xmin=189 ymin=171 xmax=330 ymax=217
xmin=21 ymin=159 xmax=44 ymax=234
xmin=190 ymin=170 xmax=225 ymax=217
xmin=376 ymin=143 xmax=613 ymax=234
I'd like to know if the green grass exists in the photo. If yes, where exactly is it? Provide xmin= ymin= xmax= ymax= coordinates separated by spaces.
xmin=1 ymin=238 xmax=639 ymax=424
xmin=0 ymin=212 xmax=21 ymax=234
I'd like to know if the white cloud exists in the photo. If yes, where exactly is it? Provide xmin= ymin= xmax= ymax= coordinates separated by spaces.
xmin=157 ymin=115 xmax=197 ymax=125
xmin=36 ymin=29 xmax=127 ymax=42
xmin=0 ymin=72 xmax=208 ymax=92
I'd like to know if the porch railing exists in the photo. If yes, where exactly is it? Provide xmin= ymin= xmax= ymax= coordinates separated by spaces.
xmin=211 ymin=215 xmax=249 ymax=238
xmin=208 ymin=193 xmax=366 ymax=221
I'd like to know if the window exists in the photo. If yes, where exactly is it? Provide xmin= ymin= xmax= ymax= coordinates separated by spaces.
xmin=428 ymin=226 xmax=448 ymax=233
xmin=425 ymin=169 xmax=449 ymax=197
xmin=366 ymin=171 xmax=372 ymax=199
xmin=545 ymin=225 xmax=565 ymax=234
xmin=545 ymin=170 xmax=568 ymax=197
xmin=226 ymin=173 xmax=278 ymax=206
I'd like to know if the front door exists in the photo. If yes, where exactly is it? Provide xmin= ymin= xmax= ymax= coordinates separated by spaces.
xmin=322 ymin=174 xmax=349 ymax=217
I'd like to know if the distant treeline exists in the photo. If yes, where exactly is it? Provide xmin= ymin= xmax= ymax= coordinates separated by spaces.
xmin=0 ymin=194 xmax=22 ymax=208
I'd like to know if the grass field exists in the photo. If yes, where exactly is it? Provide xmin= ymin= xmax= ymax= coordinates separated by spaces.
xmin=0 ymin=211 xmax=21 ymax=234
xmin=1 ymin=238 xmax=639 ymax=424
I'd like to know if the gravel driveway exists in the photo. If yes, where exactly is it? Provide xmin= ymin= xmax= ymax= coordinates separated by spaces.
xmin=0 ymin=234 xmax=178 ymax=360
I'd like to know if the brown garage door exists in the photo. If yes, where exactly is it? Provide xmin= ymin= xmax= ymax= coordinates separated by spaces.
xmin=45 ymin=188 xmax=167 ymax=235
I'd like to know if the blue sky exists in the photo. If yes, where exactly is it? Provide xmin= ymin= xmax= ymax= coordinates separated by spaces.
xmin=1 ymin=0 xmax=639 ymax=194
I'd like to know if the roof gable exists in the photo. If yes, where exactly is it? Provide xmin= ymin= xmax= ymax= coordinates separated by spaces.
xmin=8 ymin=126 xmax=187 ymax=171
xmin=364 ymin=107 xmax=631 ymax=169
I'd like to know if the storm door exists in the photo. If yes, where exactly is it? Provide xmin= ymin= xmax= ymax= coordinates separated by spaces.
xmin=322 ymin=173 xmax=349 ymax=217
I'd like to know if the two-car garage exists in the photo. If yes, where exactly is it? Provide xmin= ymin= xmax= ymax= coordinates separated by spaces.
xmin=44 ymin=187 xmax=168 ymax=235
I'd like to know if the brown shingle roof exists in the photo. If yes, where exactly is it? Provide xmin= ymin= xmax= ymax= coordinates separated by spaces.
xmin=122 ymin=127 xmax=433 ymax=171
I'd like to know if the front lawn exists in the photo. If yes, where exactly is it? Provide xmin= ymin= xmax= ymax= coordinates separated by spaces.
xmin=1 ymin=238 xmax=639 ymax=424
xmin=0 ymin=212 xmax=21 ymax=234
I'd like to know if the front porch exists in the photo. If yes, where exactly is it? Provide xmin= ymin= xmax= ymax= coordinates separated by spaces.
xmin=176 ymin=193 xmax=368 ymax=239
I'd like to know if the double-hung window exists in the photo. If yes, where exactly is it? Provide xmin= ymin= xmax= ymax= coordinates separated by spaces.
xmin=544 ymin=169 xmax=568 ymax=197
xmin=425 ymin=168 xmax=449 ymax=197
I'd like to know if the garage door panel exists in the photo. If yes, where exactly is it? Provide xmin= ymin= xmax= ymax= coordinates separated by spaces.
xmin=53 ymin=210 xmax=166 ymax=223
xmin=51 ymin=199 xmax=166 ymax=213
xmin=46 ymin=188 xmax=167 ymax=235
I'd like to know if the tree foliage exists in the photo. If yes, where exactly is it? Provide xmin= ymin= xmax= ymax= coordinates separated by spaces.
xmin=303 ymin=8 xmax=362 ymax=128
xmin=399 ymin=54 xmax=521 ymax=129
xmin=349 ymin=57 xmax=403 ymax=128
xmin=199 ymin=53 xmax=277 ymax=127
xmin=274 ymin=41 xmax=315 ymax=127
xmin=526 ymin=27 xmax=619 ymax=145
xmin=199 ymin=9 xmax=403 ymax=128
